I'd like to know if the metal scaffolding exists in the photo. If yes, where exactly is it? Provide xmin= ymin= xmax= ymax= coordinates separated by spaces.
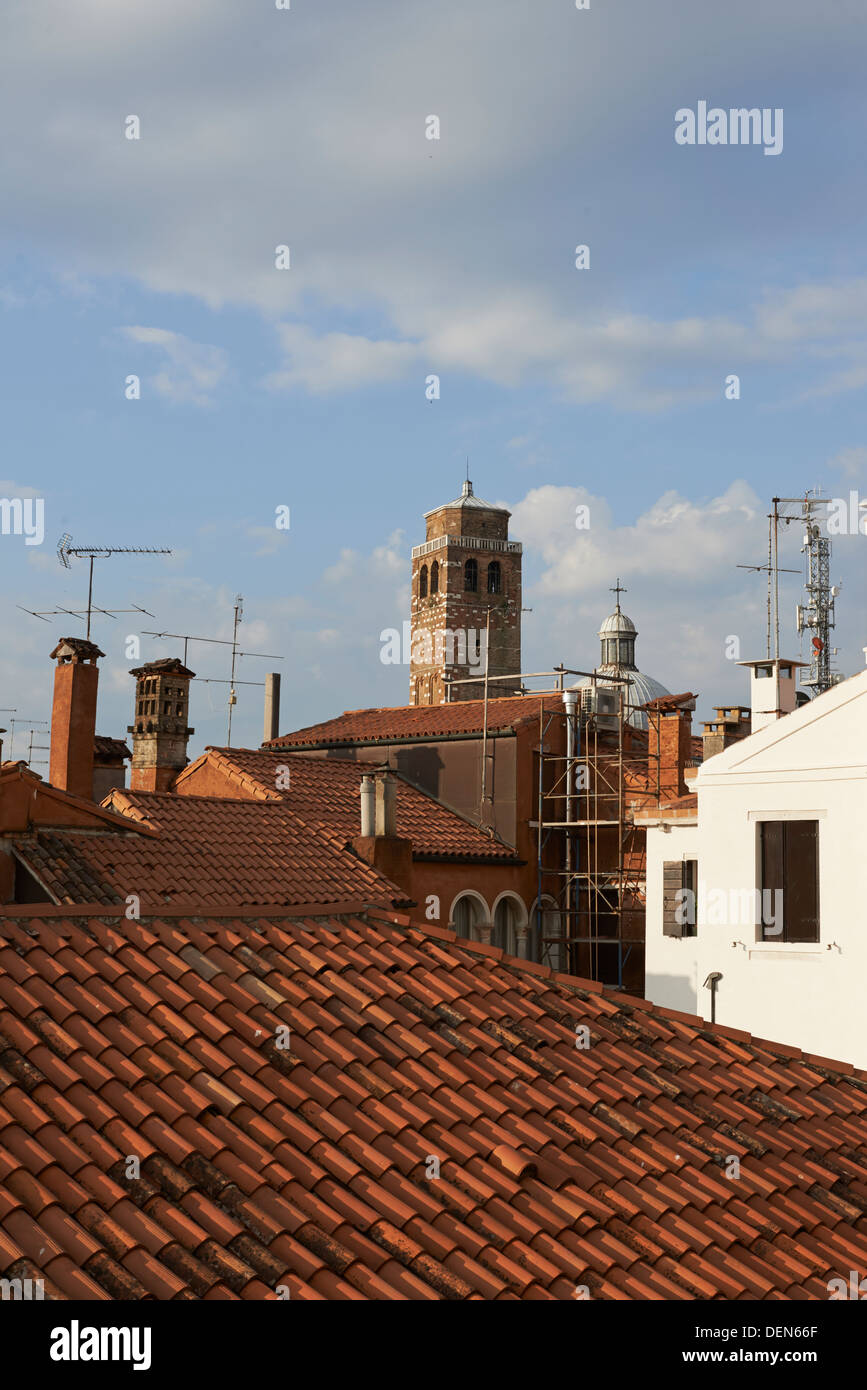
xmin=532 ymin=680 xmax=654 ymax=994
xmin=445 ymin=664 xmax=658 ymax=993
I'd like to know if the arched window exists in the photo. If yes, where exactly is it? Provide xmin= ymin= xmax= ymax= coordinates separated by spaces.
xmin=430 ymin=559 xmax=439 ymax=594
xmin=492 ymin=895 xmax=523 ymax=956
xmin=419 ymin=564 xmax=428 ymax=598
xmin=452 ymin=893 xmax=486 ymax=940
xmin=464 ymin=558 xmax=478 ymax=592
xmin=487 ymin=560 xmax=501 ymax=594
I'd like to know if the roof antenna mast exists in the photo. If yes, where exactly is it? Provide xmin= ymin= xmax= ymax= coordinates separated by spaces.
xmin=17 ymin=535 xmax=173 ymax=639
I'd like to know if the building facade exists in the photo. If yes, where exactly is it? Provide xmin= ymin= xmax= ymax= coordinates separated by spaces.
xmin=640 ymin=661 xmax=867 ymax=1067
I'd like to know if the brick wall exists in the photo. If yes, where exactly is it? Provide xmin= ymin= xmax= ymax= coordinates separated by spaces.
xmin=410 ymin=500 xmax=522 ymax=704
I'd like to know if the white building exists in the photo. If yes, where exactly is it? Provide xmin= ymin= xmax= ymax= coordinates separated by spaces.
xmin=639 ymin=656 xmax=867 ymax=1068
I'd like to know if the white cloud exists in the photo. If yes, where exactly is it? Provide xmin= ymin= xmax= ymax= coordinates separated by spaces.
xmin=265 ymin=325 xmax=420 ymax=394
xmin=2 ymin=2 xmax=864 ymax=408
xmin=120 ymin=326 xmax=228 ymax=405
xmin=827 ymin=447 xmax=867 ymax=480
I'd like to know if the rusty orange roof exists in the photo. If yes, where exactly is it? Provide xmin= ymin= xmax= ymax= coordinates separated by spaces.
xmin=1 ymin=902 xmax=866 ymax=1300
xmin=265 ymin=695 xmax=562 ymax=748
xmin=93 ymin=736 xmax=132 ymax=762
xmin=179 ymin=748 xmax=518 ymax=861
xmin=12 ymin=792 xmax=409 ymax=912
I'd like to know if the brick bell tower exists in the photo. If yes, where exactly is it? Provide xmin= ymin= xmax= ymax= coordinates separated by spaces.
xmin=128 ymin=658 xmax=196 ymax=791
xmin=410 ymin=478 xmax=522 ymax=704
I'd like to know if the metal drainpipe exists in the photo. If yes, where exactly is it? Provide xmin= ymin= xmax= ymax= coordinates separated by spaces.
xmin=563 ymin=690 xmax=579 ymax=973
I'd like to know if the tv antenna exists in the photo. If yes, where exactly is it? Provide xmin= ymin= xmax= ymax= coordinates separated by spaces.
xmin=142 ymin=595 xmax=284 ymax=746
xmin=8 ymin=716 xmax=49 ymax=763
xmin=739 ymin=522 xmax=800 ymax=658
xmin=738 ymin=492 xmax=842 ymax=691
xmin=39 ymin=535 xmax=172 ymax=638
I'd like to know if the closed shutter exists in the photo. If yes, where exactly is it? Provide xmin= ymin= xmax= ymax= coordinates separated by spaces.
xmin=662 ymin=861 xmax=684 ymax=937
xmin=760 ymin=821 xmax=785 ymax=942
xmin=760 ymin=819 xmax=819 ymax=943
xmin=784 ymin=820 xmax=819 ymax=942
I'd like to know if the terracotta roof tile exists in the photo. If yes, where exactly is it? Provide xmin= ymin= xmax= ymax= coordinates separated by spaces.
xmin=13 ymin=796 xmax=410 ymax=913
xmin=265 ymin=696 xmax=562 ymax=748
xmin=182 ymin=749 xmax=518 ymax=862
xmin=2 ymin=903 xmax=867 ymax=1300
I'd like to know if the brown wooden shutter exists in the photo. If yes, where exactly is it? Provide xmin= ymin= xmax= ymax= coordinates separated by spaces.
xmin=760 ymin=821 xmax=785 ymax=942
xmin=784 ymin=820 xmax=819 ymax=942
xmin=662 ymin=862 xmax=684 ymax=937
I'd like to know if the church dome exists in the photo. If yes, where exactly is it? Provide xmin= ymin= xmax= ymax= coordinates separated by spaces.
xmin=571 ymin=581 xmax=670 ymax=731
xmin=598 ymin=608 xmax=637 ymax=640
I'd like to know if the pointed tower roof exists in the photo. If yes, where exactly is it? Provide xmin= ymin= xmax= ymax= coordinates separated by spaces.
xmin=424 ymin=478 xmax=510 ymax=517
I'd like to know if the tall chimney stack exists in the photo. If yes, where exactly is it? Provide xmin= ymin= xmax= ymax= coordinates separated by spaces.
xmin=49 ymin=638 xmax=104 ymax=799
xmin=646 ymin=694 xmax=696 ymax=801
xmin=738 ymin=658 xmax=806 ymax=734
xmin=263 ymin=672 xmax=281 ymax=744
xmin=128 ymin=658 xmax=195 ymax=791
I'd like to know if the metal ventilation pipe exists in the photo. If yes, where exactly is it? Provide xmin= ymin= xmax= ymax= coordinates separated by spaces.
xmin=263 ymin=673 xmax=281 ymax=744
xmin=360 ymin=775 xmax=375 ymax=837
xmin=563 ymin=689 xmax=579 ymax=826
xmin=562 ymin=689 xmax=579 ymax=971
xmin=703 ymin=971 xmax=723 ymax=1024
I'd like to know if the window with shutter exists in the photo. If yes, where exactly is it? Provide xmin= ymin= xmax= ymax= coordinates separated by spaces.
xmin=662 ymin=859 xmax=698 ymax=938
xmin=759 ymin=820 xmax=819 ymax=942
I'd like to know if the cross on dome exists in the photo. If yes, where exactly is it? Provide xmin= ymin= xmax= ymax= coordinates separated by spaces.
xmin=610 ymin=577 xmax=627 ymax=609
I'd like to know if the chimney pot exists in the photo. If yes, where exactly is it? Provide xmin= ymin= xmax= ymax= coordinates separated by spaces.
xmin=127 ymin=657 xmax=195 ymax=791
xmin=374 ymin=768 xmax=398 ymax=838
xmin=360 ymin=775 xmax=375 ymax=837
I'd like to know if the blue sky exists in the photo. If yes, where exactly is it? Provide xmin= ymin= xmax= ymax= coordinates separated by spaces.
xmin=1 ymin=0 xmax=866 ymax=761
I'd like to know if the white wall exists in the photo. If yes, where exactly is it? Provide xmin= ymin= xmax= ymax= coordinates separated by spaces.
xmin=644 ymin=669 xmax=867 ymax=1068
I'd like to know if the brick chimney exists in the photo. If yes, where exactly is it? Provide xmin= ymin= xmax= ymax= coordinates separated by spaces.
xmin=351 ymin=767 xmax=413 ymax=891
xmin=702 ymin=705 xmax=751 ymax=761
xmin=49 ymin=638 xmax=104 ymax=799
xmin=646 ymin=694 xmax=696 ymax=802
xmin=128 ymin=658 xmax=195 ymax=791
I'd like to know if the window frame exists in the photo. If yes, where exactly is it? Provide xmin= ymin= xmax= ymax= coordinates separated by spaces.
xmin=757 ymin=818 xmax=820 ymax=943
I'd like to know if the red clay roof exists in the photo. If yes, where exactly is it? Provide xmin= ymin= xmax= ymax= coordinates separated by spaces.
xmin=183 ymin=748 xmax=517 ymax=861
xmin=12 ymin=792 xmax=409 ymax=911
xmin=93 ymin=736 xmax=132 ymax=762
xmin=642 ymin=693 xmax=698 ymax=712
xmin=265 ymin=695 xmax=563 ymax=747
xmin=1 ymin=902 xmax=866 ymax=1300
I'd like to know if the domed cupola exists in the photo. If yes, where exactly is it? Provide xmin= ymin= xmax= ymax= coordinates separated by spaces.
xmin=572 ymin=580 xmax=671 ymax=730
xmin=598 ymin=590 xmax=638 ymax=670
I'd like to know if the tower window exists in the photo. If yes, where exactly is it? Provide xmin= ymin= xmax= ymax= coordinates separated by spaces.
xmin=419 ymin=564 xmax=428 ymax=598
xmin=487 ymin=560 xmax=501 ymax=594
xmin=430 ymin=560 xmax=439 ymax=594
xmin=465 ymin=558 xmax=478 ymax=592
xmin=163 ymin=701 xmax=170 ymax=715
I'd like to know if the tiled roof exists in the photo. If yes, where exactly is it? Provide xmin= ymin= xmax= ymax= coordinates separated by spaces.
xmin=12 ymin=793 xmax=409 ymax=911
xmin=1 ymin=902 xmax=866 ymax=1300
xmin=641 ymin=693 xmax=698 ymax=712
xmin=93 ymin=736 xmax=132 ymax=762
xmin=188 ymin=749 xmax=517 ymax=861
xmin=265 ymin=695 xmax=563 ymax=748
